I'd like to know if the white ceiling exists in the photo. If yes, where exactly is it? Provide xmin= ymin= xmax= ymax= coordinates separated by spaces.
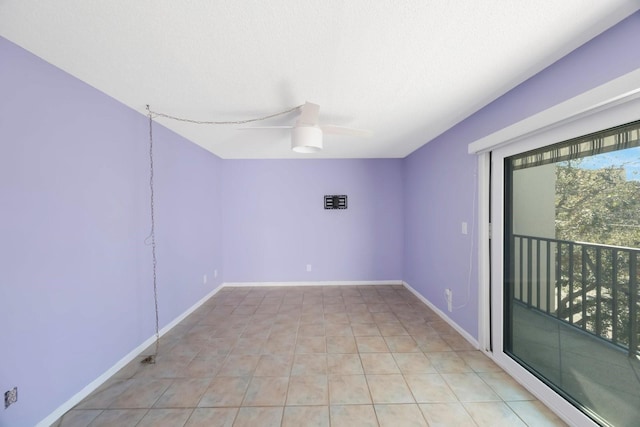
xmin=1 ymin=1 xmax=638 ymax=159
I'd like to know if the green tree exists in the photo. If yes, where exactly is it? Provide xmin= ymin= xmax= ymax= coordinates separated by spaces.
xmin=555 ymin=160 xmax=640 ymax=248
xmin=554 ymin=159 xmax=640 ymax=351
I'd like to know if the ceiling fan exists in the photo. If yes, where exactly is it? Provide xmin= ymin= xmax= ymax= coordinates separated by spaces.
xmin=239 ymin=102 xmax=372 ymax=153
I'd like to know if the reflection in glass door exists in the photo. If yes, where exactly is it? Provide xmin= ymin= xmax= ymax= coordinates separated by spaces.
xmin=504 ymin=121 xmax=640 ymax=426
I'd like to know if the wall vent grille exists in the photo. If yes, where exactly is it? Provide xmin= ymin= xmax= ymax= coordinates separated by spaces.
xmin=324 ymin=195 xmax=347 ymax=209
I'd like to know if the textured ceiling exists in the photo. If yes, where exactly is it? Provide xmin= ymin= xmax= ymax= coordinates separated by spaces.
xmin=1 ymin=1 xmax=638 ymax=159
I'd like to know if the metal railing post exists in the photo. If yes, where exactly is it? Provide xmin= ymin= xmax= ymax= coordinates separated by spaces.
xmin=527 ymin=238 xmax=533 ymax=308
xmin=569 ymin=243 xmax=574 ymax=325
xmin=612 ymin=249 xmax=618 ymax=345
xmin=519 ymin=237 xmax=524 ymax=302
xmin=582 ymin=246 xmax=588 ymax=331
xmin=595 ymin=247 xmax=602 ymax=337
xmin=629 ymin=253 xmax=638 ymax=358
xmin=547 ymin=240 xmax=551 ymax=314
xmin=536 ymin=238 xmax=541 ymax=309
xmin=556 ymin=242 xmax=562 ymax=319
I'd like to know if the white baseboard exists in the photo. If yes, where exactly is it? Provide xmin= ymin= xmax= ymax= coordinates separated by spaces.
xmin=402 ymin=281 xmax=479 ymax=349
xmin=222 ymin=280 xmax=404 ymax=288
xmin=37 ymin=284 xmax=225 ymax=427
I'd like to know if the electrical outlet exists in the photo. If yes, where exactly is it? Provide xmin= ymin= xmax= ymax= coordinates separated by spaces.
xmin=445 ymin=289 xmax=453 ymax=312
xmin=214 ymin=269 xmax=218 ymax=278
xmin=203 ymin=274 xmax=207 ymax=284
xmin=306 ymin=264 xmax=312 ymax=272
xmin=4 ymin=387 xmax=17 ymax=409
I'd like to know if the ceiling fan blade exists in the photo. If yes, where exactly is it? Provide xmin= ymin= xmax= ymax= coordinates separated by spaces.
xmin=321 ymin=124 xmax=373 ymax=137
xmin=237 ymin=126 xmax=293 ymax=130
xmin=296 ymin=102 xmax=320 ymax=126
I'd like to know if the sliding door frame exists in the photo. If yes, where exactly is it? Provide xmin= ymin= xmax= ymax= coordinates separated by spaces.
xmin=472 ymin=69 xmax=640 ymax=426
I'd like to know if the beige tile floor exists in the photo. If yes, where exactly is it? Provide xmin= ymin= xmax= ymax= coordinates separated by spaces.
xmin=53 ymin=285 xmax=566 ymax=426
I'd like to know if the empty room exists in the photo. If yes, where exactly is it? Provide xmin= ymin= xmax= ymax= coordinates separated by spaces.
xmin=2 ymin=2 xmax=640 ymax=426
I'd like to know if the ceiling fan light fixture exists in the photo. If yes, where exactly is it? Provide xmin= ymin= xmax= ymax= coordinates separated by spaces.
xmin=291 ymin=126 xmax=322 ymax=153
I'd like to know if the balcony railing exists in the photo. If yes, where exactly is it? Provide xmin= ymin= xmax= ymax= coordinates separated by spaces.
xmin=512 ymin=234 xmax=640 ymax=357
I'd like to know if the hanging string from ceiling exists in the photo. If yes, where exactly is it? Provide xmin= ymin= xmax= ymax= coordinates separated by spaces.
xmin=146 ymin=104 xmax=304 ymax=125
xmin=140 ymin=103 xmax=303 ymax=365
xmin=142 ymin=104 xmax=160 ymax=364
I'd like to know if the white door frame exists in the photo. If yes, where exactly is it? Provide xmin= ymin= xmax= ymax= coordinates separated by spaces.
xmin=471 ymin=68 xmax=640 ymax=426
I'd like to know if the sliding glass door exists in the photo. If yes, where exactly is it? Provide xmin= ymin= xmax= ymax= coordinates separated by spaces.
xmin=502 ymin=121 xmax=640 ymax=426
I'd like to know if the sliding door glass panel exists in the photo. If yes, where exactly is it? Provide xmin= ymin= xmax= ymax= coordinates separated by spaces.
xmin=505 ymin=120 xmax=640 ymax=427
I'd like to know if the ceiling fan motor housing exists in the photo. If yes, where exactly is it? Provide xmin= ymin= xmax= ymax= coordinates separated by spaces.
xmin=291 ymin=126 xmax=322 ymax=153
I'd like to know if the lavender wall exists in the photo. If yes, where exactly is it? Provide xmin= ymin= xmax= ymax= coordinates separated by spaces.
xmin=0 ymin=37 xmax=224 ymax=427
xmin=403 ymin=138 xmax=478 ymax=335
xmin=403 ymin=11 xmax=640 ymax=338
xmin=222 ymin=159 xmax=403 ymax=282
